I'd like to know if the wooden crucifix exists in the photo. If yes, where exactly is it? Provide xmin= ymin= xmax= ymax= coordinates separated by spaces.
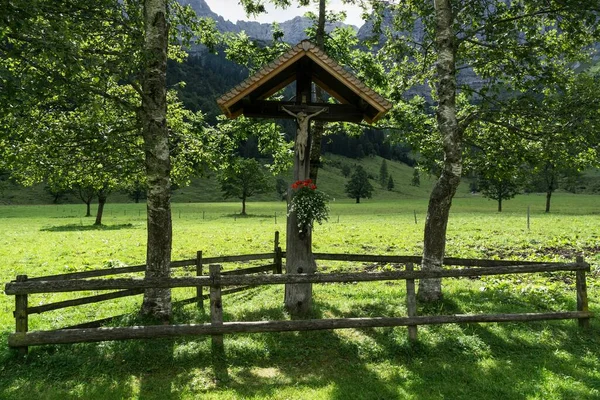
xmin=281 ymin=106 xmax=328 ymax=162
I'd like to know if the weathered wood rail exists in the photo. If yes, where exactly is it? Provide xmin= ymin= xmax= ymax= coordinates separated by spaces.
xmin=4 ymin=232 xmax=592 ymax=355
xmin=7 ymin=232 xmax=284 ymax=355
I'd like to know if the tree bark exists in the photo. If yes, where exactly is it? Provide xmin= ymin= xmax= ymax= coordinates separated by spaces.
xmin=545 ymin=190 xmax=552 ymax=213
xmin=285 ymin=124 xmax=316 ymax=318
xmin=241 ymin=197 xmax=246 ymax=215
xmin=94 ymin=191 xmax=107 ymax=226
xmin=498 ymin=197 xmax=502 ymax=212
xmin=418 ymin=0 xmax=460 ymax=303
xmin=308 ymin=0 xmax=326 ymax=184
xmin=140 ymin=0 xmax=172 ymax=321
xmin=356 ymin=197 xmax=360 ymax=204
xmin=85 ymin=201 xmax=92 ymax=217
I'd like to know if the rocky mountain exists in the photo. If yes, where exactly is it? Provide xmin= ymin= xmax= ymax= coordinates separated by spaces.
xmin=177 ymin=0 xmax=356 ymax=44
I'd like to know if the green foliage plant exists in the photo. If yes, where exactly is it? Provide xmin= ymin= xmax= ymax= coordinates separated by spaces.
xmin=288 ymin=178 xmax=329 ymax=233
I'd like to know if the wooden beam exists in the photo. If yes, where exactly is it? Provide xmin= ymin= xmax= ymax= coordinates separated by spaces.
xmin=28 ymin=289 xmax=144 ymax=315
xmin=296 ymin=57 xmax=312 ymax=104
xmin=5 ymin=262 xmax=589 ymax=295
xmin=241 ymin=101 xmax=364 ymax=123
xmin=8 ymin=311 xmax=593 ymax=347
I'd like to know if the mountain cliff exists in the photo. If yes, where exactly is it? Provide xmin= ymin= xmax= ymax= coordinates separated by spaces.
xmin=177 ymin=0 xmax=356 ymax=44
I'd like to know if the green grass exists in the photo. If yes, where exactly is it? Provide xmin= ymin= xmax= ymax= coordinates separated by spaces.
xmin=0 ymin=195 xmax=599 ymax=399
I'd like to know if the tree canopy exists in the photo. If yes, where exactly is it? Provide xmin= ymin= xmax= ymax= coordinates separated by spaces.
xmin=345 ymin=165 xmax=374 ymax=203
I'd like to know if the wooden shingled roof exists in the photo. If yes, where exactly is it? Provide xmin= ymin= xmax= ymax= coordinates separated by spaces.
xmin=216 ymin=40 xmax=392 ymax=124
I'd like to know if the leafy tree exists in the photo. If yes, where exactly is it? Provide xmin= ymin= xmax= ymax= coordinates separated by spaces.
xmin=523 ymin=72 xmax=600 ymax=212
xmin=1 ymin=0 xmax=219 ymax=320
xmin=365 ymin=0 xmax=600 ymax=301
xmin=387 ymin=175 xmax=395 ymax=191
xmin=345 ymin=166 xmax=374 ymax=203
xmin=379 ymin=159 xmax=389 ymax=187
xmin=219 ymin=158 xmax=272 ymax=215
xmin=478 ymin=174 xmax=521 ymax=212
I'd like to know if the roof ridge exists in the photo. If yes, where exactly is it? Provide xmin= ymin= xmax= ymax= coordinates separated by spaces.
xmin=217 ymin=40 xmax=392 ymax=120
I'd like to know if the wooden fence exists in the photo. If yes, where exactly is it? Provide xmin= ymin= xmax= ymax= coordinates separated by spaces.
xmin=4 ymin=233 xmax=592 ymax=355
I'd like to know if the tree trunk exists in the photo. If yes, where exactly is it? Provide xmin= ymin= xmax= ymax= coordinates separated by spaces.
xmin=94 ymin=192 xmax=107 ymax=225
xmin=85 ymin=201 xmax=91 ymax=217
xmin=140 ymin=0 xmax=172 ymax=321
xmin=308 ymin=0 xmax=326 ymax=184
xmin=418 ymin=0 xmax=460 ymax=303
xmin=545 ymin=190 xmax=552 ymax=213
xmin=241 ymin=197 xmax=246 ymax=215
xmin=356 ymin=197 xmax=360 ymax=204
xmin=498 ymin=197 xmax=502 ymax=212
xmin=285 ymin=123 xmax=316 ymax=318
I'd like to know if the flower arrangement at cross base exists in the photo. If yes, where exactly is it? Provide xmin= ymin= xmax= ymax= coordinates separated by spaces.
xmin=288 ymin=179 xmax=329 ymax=234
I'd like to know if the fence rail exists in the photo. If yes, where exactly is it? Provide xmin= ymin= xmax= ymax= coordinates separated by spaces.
xmin=5 ymin=231 xmax=592 ymax=355
xmin=4 ymin=263 xmax=588 ymax=295
xmin=8 ymin=311 xmax=592 ymax=348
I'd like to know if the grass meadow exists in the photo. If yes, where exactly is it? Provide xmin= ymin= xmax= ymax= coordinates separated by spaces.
xmin=1 ymin=193 xmax=599 ymax=399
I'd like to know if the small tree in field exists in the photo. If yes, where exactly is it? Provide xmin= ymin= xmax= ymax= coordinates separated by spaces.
xmin=219 ymin=158 xmax=272 ymax=215
xmin=345 ymin=166 xmax=373 ymax=203
xmin=387 ymin=175 xmax=395 ymax=191
xmin=478 ymin=173 xmax=521 ymax=212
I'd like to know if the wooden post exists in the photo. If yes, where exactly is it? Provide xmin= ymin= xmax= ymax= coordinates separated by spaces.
xmin=575 ymin=256 xmax=590 ymax=329
xmin=405 ymin=264 xmax=418 ymax=343
xmin=210 ymin=264 xmax=224 ymax=349
xmin=196 ymin=251 xmax=203 ymax=310
xmin=14 ymin=275 xmax=29 ymax=356
xmin=274 ymin=231 xmax=283 ymax=274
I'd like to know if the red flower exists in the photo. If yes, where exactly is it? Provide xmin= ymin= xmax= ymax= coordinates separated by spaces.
xmin=291 ymin=179 xmax=317 ymax=191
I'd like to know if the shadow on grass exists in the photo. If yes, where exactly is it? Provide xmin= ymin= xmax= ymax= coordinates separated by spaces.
xmin=1 ymin=287 xmax=597 ymax=400
xmin=318 ymin=288 xmax=598 ymax=399
xmin=40 ymin=223 xmax=135 ymax=232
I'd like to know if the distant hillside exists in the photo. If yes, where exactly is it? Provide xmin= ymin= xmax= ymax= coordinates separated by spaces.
xmin=0 ymin=156 xmax=464 ymax=206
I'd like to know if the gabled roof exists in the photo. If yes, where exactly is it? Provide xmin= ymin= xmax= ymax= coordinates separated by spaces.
xmin=216 ymin=40 xmax=392 ymax=124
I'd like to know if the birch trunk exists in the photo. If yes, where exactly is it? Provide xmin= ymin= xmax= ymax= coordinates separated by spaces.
xmin=418 ymin=0 xmax=460 ymax=302
xmin=140 ymin=0 xmax=172 ymax=320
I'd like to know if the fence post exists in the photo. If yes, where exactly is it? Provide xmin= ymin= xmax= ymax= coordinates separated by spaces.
xmin=405 ymin=263 xmax=418 ymax=343
xmin=210 ymin=264 xmax=224 ymax=350
xmin=274 ymin=231 xmax=283 ymax=274
xmin=14 ymin=275 xmax=29 ymax=356
xmin=196 ymin=251 xmax=203 ymax=310
xmin=575 ymin=256 xmax=590 ymax=329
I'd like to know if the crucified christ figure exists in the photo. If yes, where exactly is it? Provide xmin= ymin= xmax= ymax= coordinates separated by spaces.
xmin=281 ymin=106 xmax=328 ymax=161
